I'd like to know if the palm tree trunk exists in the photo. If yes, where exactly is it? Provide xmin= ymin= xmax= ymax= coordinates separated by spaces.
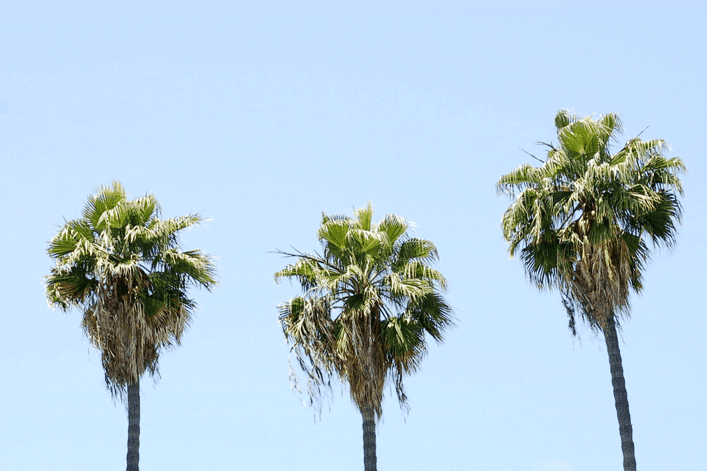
xmin=603 ymin=316 xmax=636 ymax=471
xmin=127 ymin=380 xmax=140 ymax=471
xmin=361 ymin=405 xmax=377 ymax=471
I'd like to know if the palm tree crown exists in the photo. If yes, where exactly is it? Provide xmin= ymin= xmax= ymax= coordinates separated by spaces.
xmin=275 ymin=202 xmax=454 ymax=419
xmin=46 ymin=181 xmax=217 ymax=397
xmin=498 ymin=110 xmax=685 ymax=331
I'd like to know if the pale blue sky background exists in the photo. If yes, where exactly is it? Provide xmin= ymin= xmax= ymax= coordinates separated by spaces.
xmin=1 ymin=1 xmax=705 ymax=470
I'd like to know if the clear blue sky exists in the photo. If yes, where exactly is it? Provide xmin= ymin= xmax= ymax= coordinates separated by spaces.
xmin=1 ymin=1 xmax=705 ymax=470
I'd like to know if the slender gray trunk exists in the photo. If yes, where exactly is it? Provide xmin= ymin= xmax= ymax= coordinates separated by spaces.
xmin=361 ymin=405 xmax=377 ymax=471
xmin=603 ymin=316 xmax=636 ymax=471
xmin=127 ymin=380 xmax=140 ymax=471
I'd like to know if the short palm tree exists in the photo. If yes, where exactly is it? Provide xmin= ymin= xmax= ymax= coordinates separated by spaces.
xmin=46 ymin=181 xmax=217 ymax=471
xmin=498 ymin=111 xmax=685 ymax=471
xmin=275 ymin=203 xmax=453 ymax=471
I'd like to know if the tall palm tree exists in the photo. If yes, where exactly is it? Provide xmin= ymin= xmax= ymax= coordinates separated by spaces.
xmin=46 ymin=181 xmax=217 ymax=471
xmin=498 ymin=111 xmax=685 ymax=471
xmin=275 ymin=203 xmax=453 ymax=471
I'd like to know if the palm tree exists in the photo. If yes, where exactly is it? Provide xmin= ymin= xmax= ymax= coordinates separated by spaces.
xmin=46 ymin=181 xmax=217 ymax=471
xmin=498 ymin=111 xmax=685 ymax=471
xmin=275 ymin=203 xmax=453 ymax=471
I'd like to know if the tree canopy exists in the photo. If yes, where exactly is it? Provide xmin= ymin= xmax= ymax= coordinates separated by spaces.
xmin=46 ymin=181 xmax=217 ymax=398
xmin=275 ymin=202 xmax=454 ymax=419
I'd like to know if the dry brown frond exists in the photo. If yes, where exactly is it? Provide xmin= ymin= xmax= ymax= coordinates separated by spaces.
xmin=565 ymin=236 xmax=633 ymax=330
xmin=82 ymin=273 xmax=187 ymax=399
